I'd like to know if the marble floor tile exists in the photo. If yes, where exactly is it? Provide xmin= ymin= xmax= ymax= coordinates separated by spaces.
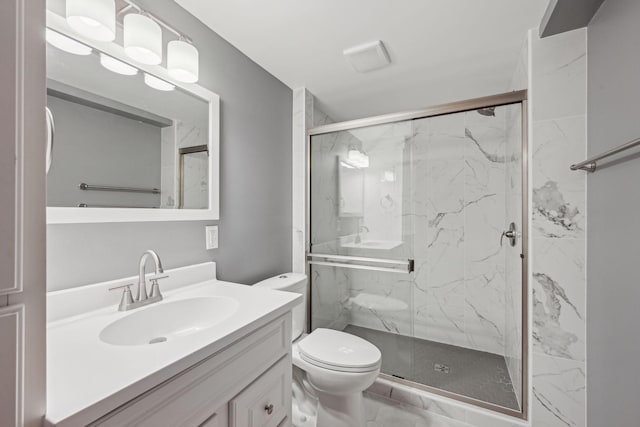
xmin=364 ymin=393 xmax=473 ymax=427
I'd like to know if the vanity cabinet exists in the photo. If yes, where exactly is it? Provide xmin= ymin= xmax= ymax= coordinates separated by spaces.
xmin=90 ymin=315 xmax=292 ymax=427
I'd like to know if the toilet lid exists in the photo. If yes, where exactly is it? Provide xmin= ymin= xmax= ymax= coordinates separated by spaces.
xmin=297 ymin=329 xmax=381 ymax=373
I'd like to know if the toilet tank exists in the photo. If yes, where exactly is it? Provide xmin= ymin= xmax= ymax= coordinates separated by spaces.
xmin=253 ymin=273 xmax=307 ymax=341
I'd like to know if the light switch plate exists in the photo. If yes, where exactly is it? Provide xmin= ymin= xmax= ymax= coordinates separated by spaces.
xmin=205 ymin=226 xmax=218 ymax=250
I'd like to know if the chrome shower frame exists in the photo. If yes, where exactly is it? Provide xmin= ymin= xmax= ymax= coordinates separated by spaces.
xmin=305 ymin=90 xmax=530 ymax=420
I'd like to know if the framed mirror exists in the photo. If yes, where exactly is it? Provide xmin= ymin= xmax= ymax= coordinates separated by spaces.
xmin=45 ymin=11 xmax=219 ymax=224
xmin=338 ymin=157 xmax=365 ymax=218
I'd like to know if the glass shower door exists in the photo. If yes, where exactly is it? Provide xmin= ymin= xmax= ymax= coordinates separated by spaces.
xmin=308 ymin=99 xmax=525 ymax=416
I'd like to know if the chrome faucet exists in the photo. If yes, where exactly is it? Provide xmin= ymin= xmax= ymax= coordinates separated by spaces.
xmin=109 ymin=250 xmax=169 ymax=311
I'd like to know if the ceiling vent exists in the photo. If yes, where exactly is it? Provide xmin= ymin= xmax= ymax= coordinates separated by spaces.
xmin=343 ymin=40 xmax=391 ymax=73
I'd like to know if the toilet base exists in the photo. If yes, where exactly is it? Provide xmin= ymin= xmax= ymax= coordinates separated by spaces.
xmin=315 ymin=390 xmax=365 ymax=427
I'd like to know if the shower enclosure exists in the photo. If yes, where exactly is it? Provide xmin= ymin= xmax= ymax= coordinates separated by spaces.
xmin=307 ymin=91 xmax=528 ymax=417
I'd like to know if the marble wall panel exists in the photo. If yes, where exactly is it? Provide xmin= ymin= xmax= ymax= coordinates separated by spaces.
xmin=530 ymin=28 xmax=587 ymax=427
xmin=532 ymin=354 xmax=586 ymax=427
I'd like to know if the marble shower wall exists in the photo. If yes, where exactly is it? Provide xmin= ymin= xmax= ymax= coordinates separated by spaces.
xmin=530 ymin=28 xmax=587 ymax=427
xmin=308 ymin=102 xmax=358 ymax=331
xmin=159 ymin=119 xmax=208 ymax=208
xmin=411 ymin=107 xmax=514 ymax=356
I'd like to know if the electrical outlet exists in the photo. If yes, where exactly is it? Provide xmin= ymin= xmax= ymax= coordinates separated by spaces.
xmin=205 ymin=226 xmax=218 ymax=250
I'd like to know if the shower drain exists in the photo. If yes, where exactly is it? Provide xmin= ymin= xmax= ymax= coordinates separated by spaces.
xmin=434 ymin=363 xmax=450 ymax=374
xmin=149 ymin=337 xmax=168 ymax=344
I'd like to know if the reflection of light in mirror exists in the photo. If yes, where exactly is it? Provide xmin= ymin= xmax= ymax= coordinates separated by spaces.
xmin=124 ymin=14 xmax=163 ymax=65
xmin=66 ymin=0 xmax=116 ymax=42
xmin=168 ymin=40 xmax=199 ymax=83
xmin=46 ymin=29 xmax=93 ymax=56
xmin=99 ymin=53 xmax=138 ymax=76
xmin=347 ymin=148 xmax=369 ymax=168
xmin=144 ymin=73 xmax=175 ymax=91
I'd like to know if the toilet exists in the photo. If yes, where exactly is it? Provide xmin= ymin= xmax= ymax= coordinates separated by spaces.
xmin=254 ymin=273 xmax=381 ymax=427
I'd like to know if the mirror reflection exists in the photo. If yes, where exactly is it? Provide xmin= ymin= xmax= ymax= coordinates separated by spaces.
xmin=46 ymin=29 xmax=209 ymax=209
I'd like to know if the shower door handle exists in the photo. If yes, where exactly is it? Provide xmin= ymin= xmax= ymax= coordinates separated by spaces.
xmin=500 ymin=222 xmax=517 ymax=247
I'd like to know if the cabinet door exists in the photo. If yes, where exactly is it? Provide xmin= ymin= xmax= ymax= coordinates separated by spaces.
xmin=0 ymin=0 xmax=19 ymax=296
xmin=229 ymin=356 xmax=291 ymax=427
xmin=0 ymin=0 xmax=46 ymax=426
xmin=0 ymin=306 xmax=24 ymax=426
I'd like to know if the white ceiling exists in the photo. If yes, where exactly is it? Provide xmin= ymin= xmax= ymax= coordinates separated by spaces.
xmin=175 ymin=0 xmax=547 ymax=121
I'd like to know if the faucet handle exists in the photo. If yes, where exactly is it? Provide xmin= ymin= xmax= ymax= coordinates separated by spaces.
xmin=109 ymin=284 xmax=135 ymax=311
xmin=148 ymin=275 xmax=168 ymax=299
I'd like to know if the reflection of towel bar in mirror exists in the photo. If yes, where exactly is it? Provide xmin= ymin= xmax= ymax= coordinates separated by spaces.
xmin=78 ymin=203 xmax=158 ymax=208
xmin=79 ymin=183 xmax=160 ymax=194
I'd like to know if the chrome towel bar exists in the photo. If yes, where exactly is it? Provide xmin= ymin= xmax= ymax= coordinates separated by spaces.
xmin=78 ymin=203 xmax=158 ymax=208
xmin=79 ymin=182 xmax=160 ymax=194
xmin=571 ymin=137 xmax=640 ymax=172
xmin=307 ymin=253 xmax=414 ymax=274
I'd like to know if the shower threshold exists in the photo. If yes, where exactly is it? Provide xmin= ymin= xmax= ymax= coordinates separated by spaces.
xmin=343 ymin=324 xmax=520 ymax=411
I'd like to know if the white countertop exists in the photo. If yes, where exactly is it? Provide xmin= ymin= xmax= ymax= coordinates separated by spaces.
xmin=46 ymin=266 xmax=300 ymax=426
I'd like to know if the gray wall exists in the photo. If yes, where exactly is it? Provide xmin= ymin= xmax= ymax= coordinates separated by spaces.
xmin=47 ymin=0 xmax=293 ymax=290
xmin=46 ymin=95 xmax=162 ymax=208
xmin=587 ymin=0 xmax=640 ymax=425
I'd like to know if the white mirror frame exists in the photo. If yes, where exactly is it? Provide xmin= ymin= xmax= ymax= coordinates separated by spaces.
xmin=46 ymin=11 xmax=219 ymax=224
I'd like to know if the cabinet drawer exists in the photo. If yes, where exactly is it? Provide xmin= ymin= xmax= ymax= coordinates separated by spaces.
xmin=92 ymin=314 xmax=290 ymax=427
xmin=229 ymin=356 xmax=291 ymax=427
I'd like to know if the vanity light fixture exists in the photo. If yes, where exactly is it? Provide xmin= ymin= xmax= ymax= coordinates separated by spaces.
xmin=124 ymin=13 xmax=163 ymax=65
xmin=167 ymin=39 xmax=199 ymax=83
xmin=144 ymin=73 xmax=175 ymax=91
xmin=99 ymin=53 xmax=138 ymax=76
xmin=66 ymin=0 xmax=116 ymax=42
xmin=46 ymin=28 xmax=92 ymax=56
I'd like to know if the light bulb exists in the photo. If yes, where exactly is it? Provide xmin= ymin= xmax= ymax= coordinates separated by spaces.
xmin=124 ymin=14 xmax=162 ymax=65
xmin=46 ymin=29 xmax=92 ymax=56
xmin=66 ymin=0 xmax=116 ymax=42
xmin=167 ymin=40 xmax=199 ymax=83
xmin=100 ymin=54 xmax=138 ymax=76
xmin=144 ymin=73 xmax=175 ymax=91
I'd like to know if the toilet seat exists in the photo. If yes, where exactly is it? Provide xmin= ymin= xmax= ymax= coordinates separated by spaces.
xmin=297 ymin=328 xmax=381 ymax=373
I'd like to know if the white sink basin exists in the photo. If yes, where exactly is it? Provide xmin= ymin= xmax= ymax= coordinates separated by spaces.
xmin=99 ymin=297 xmax=239 ymax=346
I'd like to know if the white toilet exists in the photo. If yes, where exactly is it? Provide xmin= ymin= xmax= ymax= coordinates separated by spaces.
xmin=254 ymin=273 xmax=381 ymax=427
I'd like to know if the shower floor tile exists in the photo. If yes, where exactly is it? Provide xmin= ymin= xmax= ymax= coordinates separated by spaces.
xmin=344 ymin=324 xmax=520 ymax=411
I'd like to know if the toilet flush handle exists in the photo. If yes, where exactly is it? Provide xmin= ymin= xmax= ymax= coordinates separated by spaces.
xmin=265 ymin=403 xmax=274 ymax=415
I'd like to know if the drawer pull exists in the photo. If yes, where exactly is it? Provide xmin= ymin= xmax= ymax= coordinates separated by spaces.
xmin=265 ymin=403 xmax=274 ymax=415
